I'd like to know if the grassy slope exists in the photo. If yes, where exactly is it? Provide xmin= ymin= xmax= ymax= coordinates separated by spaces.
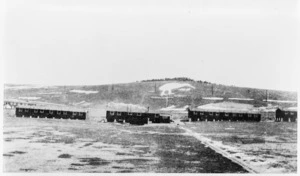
xmin=4 ymin=81 xmax=297 ymax=110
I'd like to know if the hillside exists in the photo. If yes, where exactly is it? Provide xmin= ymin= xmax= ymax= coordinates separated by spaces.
xmin=4 ymin=80 xmax=297 ymax=112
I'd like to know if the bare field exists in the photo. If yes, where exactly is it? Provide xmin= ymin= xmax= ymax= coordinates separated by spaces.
xmin=183 ymin=122 xmax=297 ymax=173
xmin=3 ymin=110 xmax=297 ymax=173
xmin=3 ymin=110 xmax=247 ymax=173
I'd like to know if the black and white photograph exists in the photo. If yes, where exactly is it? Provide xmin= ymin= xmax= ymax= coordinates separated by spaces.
xmin=1 ymin=0 xmax=299 ymax=174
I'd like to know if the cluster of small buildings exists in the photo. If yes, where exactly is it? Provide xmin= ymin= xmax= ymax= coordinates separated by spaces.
xmin=3 ymin=98 xmax=297 ymax=124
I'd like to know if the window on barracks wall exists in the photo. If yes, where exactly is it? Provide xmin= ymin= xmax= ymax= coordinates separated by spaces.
xmin=285 ymin=112 xmax=289 ymax=115
xmin=291 ymin=112 xmax=294 ymax=115
xmin=239 ymin=114 xmax=243 ymax=117
xmin=50 ymin=110 xmax=53 ymax=114
xmin=155 ymin=114 xmax=159 ymax=117
xmin=248 ymin=114 xmax=252 ymax=117
xmin=40 ymin=110 xmax=44 ymax=113
xmin=225 ymin=113 xmax=229 ymax=117
xmin=57 ymin=111 xmax=61 ymax=115
xmin=209 ymin=112 xmax=213 ymax=116
xmin=34 ymin=109 xmax=38 ymax=113
xmin=216 ymin=113 xmax=219 ymax=116
xmin=117 ymin=112 xmax=121 ymax=116
xmin=194 ymin=112 xmax=197 ymax=115
xmin=25 ymin=109 xmax=29 ymax=112
xmin=19 ymin=109 xmax=22 ymax=112
xmin=128 ymin=112 xmax=133 ymax=115
xmin=137 ymin=113 xmax=142 ymax=116
xmin=233 ymin=114 xmax=236 ymax=117
xmin=79 ymin=112 xmax=83 ymax=116
xmin=110 ymin=111 xmax=114 ymax=115
xmin=254 ymin=114 xmax=258 ymax=117
xmin=200 ymin=112 xmax=204 ymax=115
xmin=63 ymin=111 xmax=67 ymax=115
xmin=73 ymin=112 xmax=77 ymax=115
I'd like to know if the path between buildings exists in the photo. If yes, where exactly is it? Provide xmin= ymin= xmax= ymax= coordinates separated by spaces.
xmin=178 ymin=125 xmax=259 ymax=174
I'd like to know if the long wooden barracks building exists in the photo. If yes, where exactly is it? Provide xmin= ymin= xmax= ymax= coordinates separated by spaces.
xmin=187 ymin=108 xmax=261 ymax=122
xmin=106 ymin=110 xmax=171 ymax=125
xmin=16 ymin=106 xmax=88 ymax=120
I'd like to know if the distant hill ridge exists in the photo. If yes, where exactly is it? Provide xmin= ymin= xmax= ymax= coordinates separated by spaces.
xmin=141 ymin=77 xmax=212 ymax=84
xmin=4 ymin=78 xmax=297 ymax=110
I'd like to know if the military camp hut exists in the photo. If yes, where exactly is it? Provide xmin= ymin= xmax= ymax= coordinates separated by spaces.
xmin=16 ymin=106 xmax=87 ymax=120
xmin=106 ymin=110 xmax=149 ymax=125
xmin=106 ymin=110 xmax=171 ymax=125
xmin=259 ymin=108 xmax=277 ymax=121
xmin=152 ymin=114 xmax=171 ymax=123
xmin=275 ymin=108 xmax=297 ymax=122
xmin=187 ymin=108 xmax=261 ymax=122
xmin=4 ymin=99 xmax=36 ymax=109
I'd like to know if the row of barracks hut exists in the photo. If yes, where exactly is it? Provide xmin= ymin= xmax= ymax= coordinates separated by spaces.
xmin=187 ymin=108 xmax=261 ymax=122
xmin=106 ymin=110 xmax=171 ymax=125
xmin=5 ymin=99 xmax=297 ymax=123
xmin=16 ymin=106 xmax=87 ymax=120
xmin=187 ymin=107 xmax=297 ymax=122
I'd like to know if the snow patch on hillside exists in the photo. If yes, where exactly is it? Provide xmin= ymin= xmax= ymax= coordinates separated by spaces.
xmin=38 ymin=92 xmax=62 ymax=95
xmin=19 ymin=97 xmax=41 ymax=100
xmin=229 ymin=98 xmax=254 ymax=101
xmin=178 ymin=88 xmax=192 ymax=92
xmin=202 ymin=97 xmax=224 ymax=100
xmin=73 ymin=101 xmax=91 ymax=107
xmin=263 ymin=99 xmax=297 ymax=103
xmin=285 ymin=107 xmax=297 ymax=111
xmin=5 ymin=85 xmax=57 ymax=90
xmin=70 ymin=90 xmax=98 ymax=94
xmin=197 ymin=102 xmax=254 ymax=111
xmin=159 ymin=83 xmax=195 ymax=96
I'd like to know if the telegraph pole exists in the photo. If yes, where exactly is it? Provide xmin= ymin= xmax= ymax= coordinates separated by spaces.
xmin=211 ymin=84 xmax=214 ymax=96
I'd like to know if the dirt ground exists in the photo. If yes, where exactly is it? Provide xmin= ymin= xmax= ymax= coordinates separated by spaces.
xmin=3 ymin=109 xmax=297 ymax=173
xmin=3 ymin=110 xmax=247 ymax=173
xmin=182 ymin=121 xmax=297 ymax=173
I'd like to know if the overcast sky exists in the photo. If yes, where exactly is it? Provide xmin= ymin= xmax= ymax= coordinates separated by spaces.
xmin=3 ymin=0 xmax=299 ymax=91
